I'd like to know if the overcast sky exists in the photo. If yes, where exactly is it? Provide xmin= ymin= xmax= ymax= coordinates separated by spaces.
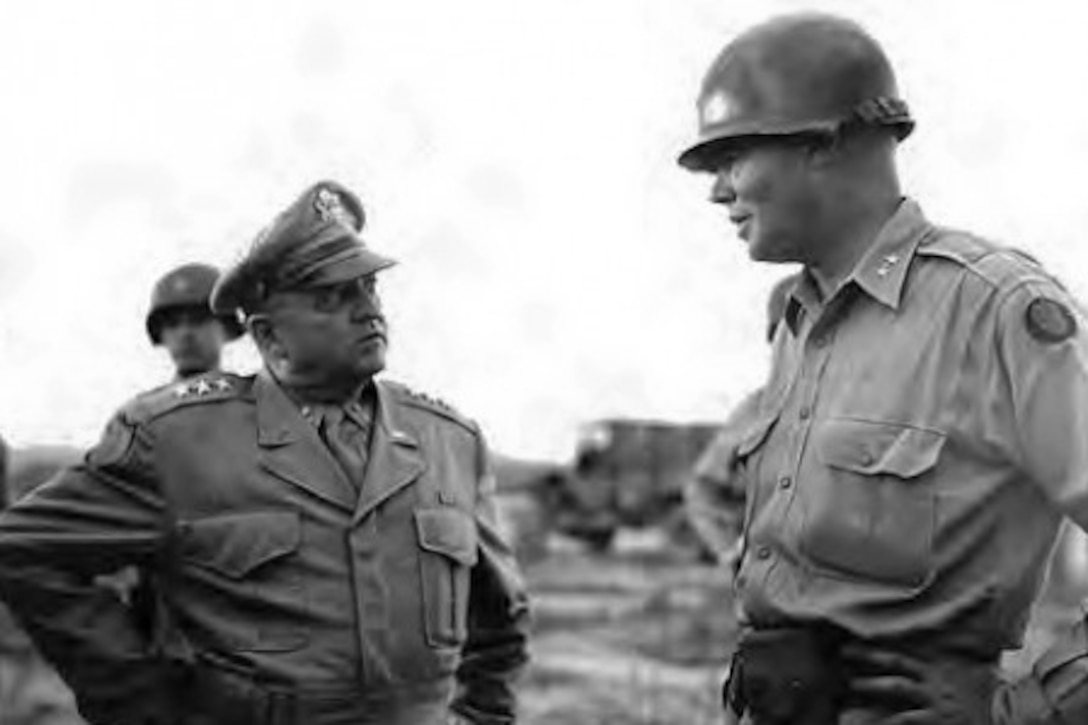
xmin=2 ymin=0 xmax=1086 ymax=460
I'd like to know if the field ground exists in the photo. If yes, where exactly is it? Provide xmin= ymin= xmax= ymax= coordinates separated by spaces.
xmin=515 ymin=526 xmax=1087 ymax=725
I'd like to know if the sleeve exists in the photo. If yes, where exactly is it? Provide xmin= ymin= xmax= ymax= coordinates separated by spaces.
xmin=992 ymin=605 xmax=1088 ymax=725
xmin=992 ymin=278 xmax=1088 ymax=531
xmin=0 ymin=410 xmax=181 ymax=725
xmin=683 ymin=389 xmax=763 ymax=563
xmin=987 ymin=278 xmax=1088 ymax=723
xmin=451 ymin=433 xmax=531 ymax=725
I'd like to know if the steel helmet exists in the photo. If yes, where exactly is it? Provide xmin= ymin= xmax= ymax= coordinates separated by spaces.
xmin=678 ymin=12 xmax=914 ymax=172
xmin=146 ymin=263 xmax=245 ymax=344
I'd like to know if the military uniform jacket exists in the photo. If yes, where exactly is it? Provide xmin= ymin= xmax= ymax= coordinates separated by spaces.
xmin=0 ymin=370 xmax=530 ymax=725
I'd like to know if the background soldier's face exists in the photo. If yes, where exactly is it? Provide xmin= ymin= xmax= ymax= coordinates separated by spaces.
xmin=709 ymin=137 xmax=822 ymax=264
xmin=263 ymin=275 xmax=387 ymax=390
xmin=158 ymin=307 xmax=228 ymax=378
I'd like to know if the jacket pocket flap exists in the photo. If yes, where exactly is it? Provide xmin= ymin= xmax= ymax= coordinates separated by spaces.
xmin=817 ymin=420 xmax=945 ymax=479
xmin=415 ymin=508 xmax=479 ymax=567
xmin=181 ymin=510 xmax=301 ymax=579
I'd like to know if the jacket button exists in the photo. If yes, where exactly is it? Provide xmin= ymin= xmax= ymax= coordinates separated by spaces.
xmin=779 ymin=476 xmax=792 ymax=489
xmin=799 ymin=407 xmax=811 ymax=420
xmin=757 ymin=546 xmax=772 ymax=560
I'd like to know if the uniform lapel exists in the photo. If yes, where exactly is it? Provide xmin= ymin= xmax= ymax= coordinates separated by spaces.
xmin=353 ymin=380 xmax=427 ymax=524
xmin=254 ymin=369 xmax=358 ymax=511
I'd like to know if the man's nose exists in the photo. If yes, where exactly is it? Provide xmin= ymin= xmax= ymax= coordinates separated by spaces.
xmin=351 ymin=290 xmax=382 ymax=320
xmin=710 ymin=168 xmax=737 ymax=205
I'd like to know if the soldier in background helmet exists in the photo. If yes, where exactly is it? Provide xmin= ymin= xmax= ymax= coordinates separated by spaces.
xmin=679 ymin=12 xmax=1088 ymax=725
xmin=146 ymin=263 xmax=245 ymax=380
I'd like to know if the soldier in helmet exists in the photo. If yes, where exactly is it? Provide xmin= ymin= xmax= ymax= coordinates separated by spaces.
xmin=146 ymin=263 xmax=245 ymax=380
xmin=0 ymin=180 xmax=529 ymax=725
xmin=678 ymin=12 xmax=1088 ymax=725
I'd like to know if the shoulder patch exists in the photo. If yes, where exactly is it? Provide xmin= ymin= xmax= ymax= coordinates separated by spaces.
xmin=123 ymin=373 xmax=247 ymax=423
xmin=1025 ymin=297 xmax=1077 ymax=344
xmin=388 ymin=382 xmax=479 ymax=434
xmin=86 ymin=414 xmax=135 ymax=468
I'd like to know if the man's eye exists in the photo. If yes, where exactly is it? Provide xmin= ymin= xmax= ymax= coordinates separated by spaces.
xmin=313 ymin=289 xmax=342 ymax=310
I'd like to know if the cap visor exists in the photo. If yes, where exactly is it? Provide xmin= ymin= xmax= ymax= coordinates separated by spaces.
xmin=304 ymin=248 xmax=398 ymax=287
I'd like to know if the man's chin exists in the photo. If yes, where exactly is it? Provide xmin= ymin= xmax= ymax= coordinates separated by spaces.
xmin=355 ymin=353 xmax=386 ymax=379
xmin=748 ymin=241 xmax=796 ymax=264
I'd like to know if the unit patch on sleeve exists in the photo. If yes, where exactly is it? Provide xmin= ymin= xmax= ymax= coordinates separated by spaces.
xmin=1025 ymin=297 xmax=1077 ymax=344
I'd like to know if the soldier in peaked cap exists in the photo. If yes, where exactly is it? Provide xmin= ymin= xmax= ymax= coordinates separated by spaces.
xmin=146 ymin=263 xmax=245 ymax=381
xmin=679 ymin=12 xmax=1088 ymax=725
xmin=0 ymin=180 xmax=530 ymax=725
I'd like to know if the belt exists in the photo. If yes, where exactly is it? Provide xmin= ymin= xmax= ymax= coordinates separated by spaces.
xmin=723 ymin=625 xmax=1000 ymax=725
xmin=724 ymin=625 xmax=847 ymax=725
xmin=189 ymin=654 xmax=453 ymax=725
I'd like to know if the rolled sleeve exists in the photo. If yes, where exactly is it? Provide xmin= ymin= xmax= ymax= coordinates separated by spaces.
xmin=684 ymin=389 xmax=763 ymax=561
xmin=0 ymin=411 xmax=179 ymax=725
xmin=451 ymin=435 xmax=531 ymax=724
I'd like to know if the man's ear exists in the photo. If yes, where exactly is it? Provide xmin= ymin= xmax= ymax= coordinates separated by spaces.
xmin=803 ymin=132 xmax=842 ymax=169
xmin=247 ymin=314 xmax=276 ymax=353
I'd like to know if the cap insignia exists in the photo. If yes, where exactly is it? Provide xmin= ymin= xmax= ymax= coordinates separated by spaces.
xmin=701 ymin=91 xmax=732 ymax=127
xmin=314 ymin=187 xmax=357 ymax=228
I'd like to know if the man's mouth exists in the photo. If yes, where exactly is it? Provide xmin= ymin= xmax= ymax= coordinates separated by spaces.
xmin=356 ymin=332 xmax=386 ymax=346
xmin=729 ymin=213 xmax=751 ymax=239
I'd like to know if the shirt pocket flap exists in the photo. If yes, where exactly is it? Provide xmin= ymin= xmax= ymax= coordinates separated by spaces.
xmin=817 ymin=420 xmax=945 ymax=479
xmin=181 ymin=510 xmax=301 ymax=579
xmin=415 ymin=508 xmax=479 ymax=567
xmin=735 ymin=415 xmax=779 ymax=459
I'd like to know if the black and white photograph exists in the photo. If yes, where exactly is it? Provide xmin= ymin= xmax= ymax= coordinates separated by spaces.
xmin=2 ymin=1 xmax=1088 ymax=723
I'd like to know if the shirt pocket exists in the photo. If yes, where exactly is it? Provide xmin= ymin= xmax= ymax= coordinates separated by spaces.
xmin=802 ymin=419 xmax=945 ymax=589
xmin=415 ymin=507 xmax=479 ymax=649
xmin=179 ymin=509 xmax=308 ymax=651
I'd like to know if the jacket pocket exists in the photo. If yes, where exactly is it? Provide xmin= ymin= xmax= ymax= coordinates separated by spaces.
xmin=415 ymin=507 xmax=478 ymax=648
xmin=179 ymin=510 xmax=308 ymax=651
xmin=802 ymin=419 xmax=944 ymax=589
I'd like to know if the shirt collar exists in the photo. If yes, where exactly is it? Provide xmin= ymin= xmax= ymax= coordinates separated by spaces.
xmin=784 ymin=198 xmax=932 ymax=335
xmin=269 ymin=369 xmax=375 ymax=429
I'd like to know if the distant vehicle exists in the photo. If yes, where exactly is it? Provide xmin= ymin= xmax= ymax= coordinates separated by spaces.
xmin=4 ymin=445 xmax=84 ymax=502
xmin=494 ymin=419 xmax=721 ymax=553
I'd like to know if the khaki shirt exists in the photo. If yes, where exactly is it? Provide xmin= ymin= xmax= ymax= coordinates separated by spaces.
xmin=735 ymin=199 xmax=1088 ymax=657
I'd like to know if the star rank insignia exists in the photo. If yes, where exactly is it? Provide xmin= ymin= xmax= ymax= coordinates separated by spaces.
xmin=172 ymin=377 xmax=232 ymax=398
xmin=876 ymin=254 xmax=900 ymax=277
